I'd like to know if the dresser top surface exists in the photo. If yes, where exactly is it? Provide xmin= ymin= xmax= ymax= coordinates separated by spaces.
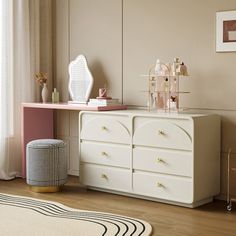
xmin=80 ymin=109 xmax=218 ymax=119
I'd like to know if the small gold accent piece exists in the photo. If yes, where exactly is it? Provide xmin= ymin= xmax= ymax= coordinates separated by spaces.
xmin=29 ymin=186 xmax=61 ymax=193
xmin=101 ymin=174 xmax=108 ymax=179
xmin=157 ymin=182 xmax=164 ymax=188
xmin=157 ymin=158 xmax=165 ymax=163
xmin=101 ymin=126 xmax=107 ymax=130
xmin=158 ymin=130 xmax=165 ymax=135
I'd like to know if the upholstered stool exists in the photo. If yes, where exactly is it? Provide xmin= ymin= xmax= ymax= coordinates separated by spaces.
xmin=26 ymin=139 xmax=67 ymax=193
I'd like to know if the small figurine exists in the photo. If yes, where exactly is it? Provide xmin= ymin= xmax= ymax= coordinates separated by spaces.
xmin=172 ymin=57 xmax=181 ymax=76
xmin=97 ymin=84 xmax=111 ymax=99
xmin=179 ymin=62 xmax=189 ymax=76
xmin=155 ymin=59 xmax=162 ymax=76
xmin=167 ymin=96 xmax=178 ymax=110
xmin=99 ymin=88 xmax=107 ymax=98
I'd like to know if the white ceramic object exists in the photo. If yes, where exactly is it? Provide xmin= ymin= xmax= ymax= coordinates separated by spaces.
xmin=41 ymin=83 xmax=48 ymax=103
xmin=68 ymin=55 xmax=94 ymax=103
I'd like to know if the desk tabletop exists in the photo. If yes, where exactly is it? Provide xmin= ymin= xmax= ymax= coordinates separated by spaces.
xmin=22 ymin=102 xmax=128 ymax=111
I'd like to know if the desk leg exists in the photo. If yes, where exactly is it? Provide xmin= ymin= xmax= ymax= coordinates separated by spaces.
xmin=21 ymin=107 xmax=53 ymax=178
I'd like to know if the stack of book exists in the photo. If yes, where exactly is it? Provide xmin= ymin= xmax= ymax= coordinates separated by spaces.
xmin=88 ymin=98 xmax=121 ymax=106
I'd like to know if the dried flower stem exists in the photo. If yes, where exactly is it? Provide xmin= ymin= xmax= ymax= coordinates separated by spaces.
xmin=35 ymin=72 xmax=48 ymax=87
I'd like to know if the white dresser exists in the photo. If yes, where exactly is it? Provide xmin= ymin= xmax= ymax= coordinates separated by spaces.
xmin=79 ymin=110 xmax=220 ymax=208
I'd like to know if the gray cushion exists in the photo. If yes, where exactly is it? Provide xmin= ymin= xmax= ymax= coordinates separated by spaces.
xmin=26 ymin=139 xmax=67 ymax=187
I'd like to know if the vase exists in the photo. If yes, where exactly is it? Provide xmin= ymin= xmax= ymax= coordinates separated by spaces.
xmin=41 ymin=83 xmax=48 ymax=103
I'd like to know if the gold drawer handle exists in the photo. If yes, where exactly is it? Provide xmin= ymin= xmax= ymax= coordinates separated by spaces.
xmin=101 ymin=174 xmax=108 ymax=179
xmin=101 ymin=126 xmax=107 ymax=131
xmin=157 ymin=182 xmax=164 ymax=188
xmin=101 ymin=151 xmax=108 ymax=156
xmin=157 ymin=158 xmax=165 ymax=164
xmin=158 ymin=130 xmax=165 ymax=135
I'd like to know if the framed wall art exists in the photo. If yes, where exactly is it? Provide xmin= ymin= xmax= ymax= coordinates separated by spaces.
xmin=216 ymin=10 xmax=236 ymax=52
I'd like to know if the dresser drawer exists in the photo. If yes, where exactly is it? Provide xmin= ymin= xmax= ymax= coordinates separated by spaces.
xmin=133 ymin=118 xmax=192 ymax=150
xmin=80 ymin=114 xmax=130 ymax=144
xmin=133 ymin=147 xmax=192 ymax=177
xmin=80 ymin=164 xmax=131 ymax=192
xmin=133 ymin=172 xmax=193 ymax=203
xmin=80 ymin=142 xmax=131 ymax=168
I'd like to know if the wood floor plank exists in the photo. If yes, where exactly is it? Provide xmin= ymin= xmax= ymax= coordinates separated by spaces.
xmin=0 ymin=176 xmax=235 ymax=236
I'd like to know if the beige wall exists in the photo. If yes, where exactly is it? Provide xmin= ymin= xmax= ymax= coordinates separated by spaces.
xmin=53 ymin=0 xmax=236 ymax=198
xmin=69 ymin=0 xmax=123 ymax=99
xmin=39 ymin=0 xmax=53 ymax=96
xmin=123 ymin=0 xmax=236 ymax=109
xmin=53 ymin=0 xmax=70 ymax=102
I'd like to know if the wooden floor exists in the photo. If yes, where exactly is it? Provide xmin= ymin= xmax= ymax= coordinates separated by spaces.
xmin=0 ymin=176 xmax=236 ymax=236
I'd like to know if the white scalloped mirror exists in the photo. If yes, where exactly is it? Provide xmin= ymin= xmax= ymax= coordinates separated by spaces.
xmin=68 ymin=55 xmax=94 ymax=103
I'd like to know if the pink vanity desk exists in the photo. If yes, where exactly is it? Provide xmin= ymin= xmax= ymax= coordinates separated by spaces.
xmin=21 ymin=102 xmax=127 ymax=177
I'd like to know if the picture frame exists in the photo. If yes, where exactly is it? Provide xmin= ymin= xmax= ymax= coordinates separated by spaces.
xmin=216 ymin=10 xmax=236 ymax=52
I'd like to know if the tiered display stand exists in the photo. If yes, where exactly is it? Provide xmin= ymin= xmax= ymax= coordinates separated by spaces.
xmin=141 ymin=61 xmax=189 ymax=112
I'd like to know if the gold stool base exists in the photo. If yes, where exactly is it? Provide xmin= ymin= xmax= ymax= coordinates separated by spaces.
xmin=29 ymin=186 xmax=61 ymax=193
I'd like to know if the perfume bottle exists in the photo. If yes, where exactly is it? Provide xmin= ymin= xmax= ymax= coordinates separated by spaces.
xmin=155 ymin=59 xmax=162 ymax=76
xmin=179 ymin=62 xmax=189 ymax=76
xmin=167 ymin=96 xmax=178 ymax=110
xmin=52 ymin=88 xmax=59 ymax=103
xmin=172 ymin=57 xmax=180 ymax=76
xmin=149 ymin=79 xmax=156 ymax=109
xmin=157 ymin=92 xmax=164 ymax=109
xmin=161 ymin=78 xmax=169 ymax=92
xmin=170 ymin=77 xmax=177 ymax=93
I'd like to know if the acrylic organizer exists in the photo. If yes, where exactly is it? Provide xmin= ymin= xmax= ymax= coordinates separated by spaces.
xmin=141 ymin=58 xmax=189 ymax=112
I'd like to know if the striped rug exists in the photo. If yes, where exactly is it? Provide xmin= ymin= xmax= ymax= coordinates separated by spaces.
xmin=0 ymin=193 xmax=152 ymax=236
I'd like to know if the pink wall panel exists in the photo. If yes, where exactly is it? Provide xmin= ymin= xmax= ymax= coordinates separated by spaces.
xmin=21 ymin=107 xmax=53 ymax=177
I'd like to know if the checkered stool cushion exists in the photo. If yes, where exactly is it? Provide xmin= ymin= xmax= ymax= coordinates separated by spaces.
xmin=26 ymin=139 xmax=67 ymax=187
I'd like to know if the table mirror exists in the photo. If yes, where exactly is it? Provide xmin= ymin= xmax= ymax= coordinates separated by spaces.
xmin=68 ymin=55 xmax=94 ymax=103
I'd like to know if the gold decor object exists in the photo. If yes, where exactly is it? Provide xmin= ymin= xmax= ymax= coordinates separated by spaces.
xmin=29 ymin=185 xmax=61 ymax=193
xmin=156 ymin=182 xmax=164 ymax=188
xmin=157 ymin=158 xmax=165 ymax=163
xmin=101 ymin=174 xmax=108 ymax=179
xmin=101 ymin=126 xmax=107 ymax=130
xmin=158 ymin=130 xmax=165 ymax=135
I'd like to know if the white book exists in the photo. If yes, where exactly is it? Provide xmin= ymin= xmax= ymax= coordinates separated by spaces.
xmin=88 ymin=98 xmax=120 ymax=105
xmin=88 ymin=102 xmax=121 ymax=106
xmin=89 ymin=98 xmax=119 ymax=103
